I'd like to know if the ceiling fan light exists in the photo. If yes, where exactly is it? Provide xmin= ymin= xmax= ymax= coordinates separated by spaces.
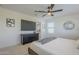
xmin=48 ymin=12 xmax=51 ymax=16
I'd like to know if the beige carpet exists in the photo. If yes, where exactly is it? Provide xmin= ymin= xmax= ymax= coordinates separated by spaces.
xmin=0 ymin=44 xmax=30 ymax=55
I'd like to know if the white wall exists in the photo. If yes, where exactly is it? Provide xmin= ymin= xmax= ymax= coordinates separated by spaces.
xmin=38 ymin=15 xmax=79 ymax=40
xmin=0 ymin=7 xmax=36 ymax=48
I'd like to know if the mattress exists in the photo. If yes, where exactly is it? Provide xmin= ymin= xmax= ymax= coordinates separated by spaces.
xmin=29 ymin=38 xmax=79 ymax=55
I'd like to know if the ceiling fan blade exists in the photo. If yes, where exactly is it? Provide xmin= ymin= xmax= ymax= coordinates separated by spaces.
xmin=35 ymin=10 xmax=47 ymax=13
xmin=42 ymin=14 xmax=47 ymax=17
xmin=53 ymin=9 xmax=63 ymax=12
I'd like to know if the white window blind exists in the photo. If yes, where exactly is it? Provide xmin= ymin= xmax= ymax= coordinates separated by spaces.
xmin=47 ymin=22 xmax=54 ymax=33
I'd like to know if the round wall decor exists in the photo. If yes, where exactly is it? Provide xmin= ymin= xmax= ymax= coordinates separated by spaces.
xmin=63 ymin=21 xmax=75 ymax=30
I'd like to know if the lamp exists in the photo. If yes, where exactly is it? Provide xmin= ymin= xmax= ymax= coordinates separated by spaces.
xmin=48 ymin=12 xmax=53 ymax=16
xmin=48 ymin=12 xmax=51 ymax=16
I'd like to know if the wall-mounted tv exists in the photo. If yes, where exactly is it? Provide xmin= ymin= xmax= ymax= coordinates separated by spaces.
xmin=21 ymin=20 xmax=36 ymax=31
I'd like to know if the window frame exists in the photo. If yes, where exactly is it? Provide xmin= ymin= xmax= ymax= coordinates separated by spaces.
xmin=46 ymin=22 xmax=55 ymax=34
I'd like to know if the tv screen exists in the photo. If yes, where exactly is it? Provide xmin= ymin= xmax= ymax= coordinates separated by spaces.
xmin=21 ymin=20 xmax=36 ymax=31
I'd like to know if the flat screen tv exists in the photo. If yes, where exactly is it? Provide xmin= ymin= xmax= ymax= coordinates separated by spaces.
xmin=21 ymin=20 xmax=36 ymax=31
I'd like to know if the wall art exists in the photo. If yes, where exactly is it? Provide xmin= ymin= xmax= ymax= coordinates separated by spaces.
xmin=6 ymin=18 xmax=15 ymax=27
xmin=63 ymin=21 xmax=75 ymax=30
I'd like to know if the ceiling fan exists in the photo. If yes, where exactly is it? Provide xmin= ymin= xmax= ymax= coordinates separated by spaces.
xmin=35 ymin=4 xmax=63 ymax=17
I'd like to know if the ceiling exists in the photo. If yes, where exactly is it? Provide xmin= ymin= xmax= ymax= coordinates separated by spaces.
xmin=0 ymin=4 xmax=79 ymax=17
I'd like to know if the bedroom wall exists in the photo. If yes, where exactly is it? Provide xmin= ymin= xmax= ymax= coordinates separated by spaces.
xmin=38 ymin=15 xmax=79 ymax=40
xmin=0 ymin=7 xmax=36 ymax=48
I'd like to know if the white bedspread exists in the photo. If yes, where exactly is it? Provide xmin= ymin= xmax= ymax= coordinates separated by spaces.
xmin=29 ymin=38 xmax=79 ymax=55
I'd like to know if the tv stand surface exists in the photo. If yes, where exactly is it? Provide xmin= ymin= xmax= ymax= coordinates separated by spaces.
xmin=21 ymin=33 xmax=39 ymax=45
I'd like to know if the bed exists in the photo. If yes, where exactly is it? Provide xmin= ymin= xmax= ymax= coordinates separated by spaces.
xmin=28 ymin=37 xmax=79 ymax=55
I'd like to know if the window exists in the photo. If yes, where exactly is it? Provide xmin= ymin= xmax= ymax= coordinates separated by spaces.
xmin=47 ymin=22 xmax=54 ymax=33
